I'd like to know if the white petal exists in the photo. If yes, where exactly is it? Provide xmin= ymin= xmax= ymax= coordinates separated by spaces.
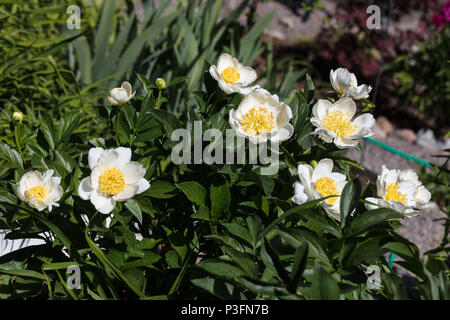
xmin=121 ymin=81 xmax=132 ymax=97
xmin=269 ymin=124 xmax=294 ymax=143
xmin=330 ymin=97 xmax=357 ymax=117
xmin=97 ymin=147 xmax=133 ymax=171
xmin=399 ymin=169 xmax=419 ymax=185
xmin=42 ymin=169 xmax=54 ymax=183
xmin=384 ymin=169 xmax=400 ymax=185
xmin=88 ymin=147 xmax=104 ymax=169
xmin=334 ymin=137 xmax=358 ymax=149
xmin=114 ymin=147 xmax=132 ymax=167
xmin=209 ymin=65 xmax=220 ymax=81
xmin=237 ymin=66 xmax=257 ymax=86
xmin=330 ymin=172 xmax=346 ymax=182
xmin=312 ymin=99 xmax=333 ymax=119
xmin=364 ymin=197 xmax=381 ymax=210
xmin=234 ymin=85 xmax=259 ymax=95
xmin=21 ymin=171 xmax=44 ymax=190
xmin=276 ymin=104 xmax=293 ymax=128
xmin=298 ymin=164 xmax=313 ymax=186
xmin=113 ymin=184 xmax=139 ymax=202
xmin=312 ymin=158 xmax=334 ymax=182
xmin=323 ymin=205 xmax=341 ymax=221
xmin=108 ymin=96 xmax=119 ymax=105
xmin=353 ymin=113 xmax=375 ymax=129
xmin=90 ymin=190 xmax=116 ymax=214
xmin=78 ymin=177 xmax=93 ymax=200
xmin=292 ymin=181 xmax=309 ymax=205
xmin=90 ymin=166 xmax=102 ymax=189
xmin=351 ymin=84 xmax=371 ymax=99
xmin=136 ymin=178 xmax=150 ymax=194
xmin=121 ymin=161 xmax=146 ymax=184
xmin=415 ymin=185 xmax=431 ymax=205
xmin=314 ymin=129 xmax=336 ymax=143
xmin=217 ymin=79 xmax=235 ymax=94
xmin=217 ymin=53 xmax=236 ymax=73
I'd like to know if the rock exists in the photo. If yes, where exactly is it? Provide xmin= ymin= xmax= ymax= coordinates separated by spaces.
xmin=437 ymin=137 xmax=450 ymax=150
xmin=416 ymin=129 xmax=439 ymax=149
xmin=280 ymin=16 xmax=295 ymax=28
xmin=393 ymin=129 xmax=416 ymax=144
xmin=371 ymin=122 xmax=387 ymax=140
xmin=376 ymin=116 xmax=395 ymax=135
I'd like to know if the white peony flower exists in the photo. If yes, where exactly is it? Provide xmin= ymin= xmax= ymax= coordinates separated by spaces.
xmin=108 ymin=81 xmax=136 ymax=105
xmin=229 ymin=88 xmax=294 ymax=144
xmin=365 ymin=165 xmax=432 ymax=216
xmin=209 ymin=53 xmax=259 ymax=95
xmin=16 ymin=169 xmax=63 ymax=212
xmin=78 ymin=147 xmax=150 ymax=214
xmin=330 ymin=68 xmax=372 ymax=100
xmin=291 ymin=159 xmax=348 ymax=221
xmin=311 ymin=97 xmax=375 ymax=149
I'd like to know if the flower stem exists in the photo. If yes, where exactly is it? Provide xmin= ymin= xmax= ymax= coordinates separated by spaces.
xmin=14 ymin=124 xmax=25 ymax=164
xmin=156 ymin=89 xmax=162 ymax=109
xmin=114 ymin=113 xmax=120 ymax=147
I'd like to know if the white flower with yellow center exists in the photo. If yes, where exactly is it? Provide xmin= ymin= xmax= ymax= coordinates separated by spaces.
xmin=16 ymin=169 xmax=63 ymax=212
xmin=209 ymin=53 xmax=259 ymax=95
xmin=108 ymin=81 xmax=136 ymax=105
xmin=291 ymin=159 xmax=347 ymax=221
xmin=330 ymin=68 xmax=372 ymax=100
xmin=365 ymin=166 xmax=432 ymax=216
xmin=311 ymin=97 xmax=375 ymax=149
xmin=78 ymin=147 xmax=150 ymax=214
xmin=229 ymin=88 xmax=294 ymax=144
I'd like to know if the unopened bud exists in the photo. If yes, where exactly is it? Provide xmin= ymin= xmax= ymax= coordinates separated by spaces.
xmin=155 ymin=78 xmax=166 ymax=90
xmin=310 ymin=160 xmax=318 ymax=168
xmin=12 ymin=111 xmax=23 ymax=123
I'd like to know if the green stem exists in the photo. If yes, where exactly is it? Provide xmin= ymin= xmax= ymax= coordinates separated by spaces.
xmin=14 ymin=125 xmax=25 ymax=164
xmin=156 ymin=90 xmax=162 ymax=109
xmin=114 ymin=113 xmax=120 ymax=147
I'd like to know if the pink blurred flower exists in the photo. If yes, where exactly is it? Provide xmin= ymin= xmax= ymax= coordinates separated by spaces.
xmin=432 ymin=13 xmax=445 ymax=27
xmin=443 ymin=1 xmax=450 ymax=21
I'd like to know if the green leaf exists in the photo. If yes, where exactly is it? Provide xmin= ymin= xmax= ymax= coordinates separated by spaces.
xmin=210 ymin=183 xmax=230 ymax=219
xmin=191 ymin=277 xmax=243 ymax=299
xmin=39 ymin=113 xmax=55 ymax=150
xmin=311 ymin=264 xmax=340 ymax=300
xmin=55 ymin=111 xmax=81 ymax=144
xmin=291 ymin=90 xmax=309 ymax=132
xmin=196 ymin=259 xmax=246 ymax=279
xmin=260 ymin=197 xmax=332 ymax=239
xmin=0 ymin=269 xmax=46 ymax=280
xmin=222 ymin=246 xmax=258 ymax=278
xmin=344 ymin=208 xmax=403 ymax=238
xmin=222 ymin=223 xmax=252 ymax=246
xmin=339 ymin=179 xmax=361 ymax=228
xmin=141 ymin=180 xmax=176 ymax=199
xmin=0 ymin=143 xmax=23 ymax=169
xmin=288 ymin=241 xmax=308 ymax=292
xmin=261 ymin=238 xmax=290 ymax=284
xmin=305 ymin=73 xmax=315 ymax=103
xmin=125 ymin=199 xmax=143 ymax=224
xmin=85 ymin=231 xmax=147 ymax=298
xmin=176 ymin=181 xmax=207 ymax=206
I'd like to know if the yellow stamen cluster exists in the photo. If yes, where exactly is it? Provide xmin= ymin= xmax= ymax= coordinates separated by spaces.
xmin=28 ymin=185 xmax=46 ymax=202
xmin=240 ymin=106 xmax=275 ymax=136
xmin=322 ymin=110 xmax=359 ymax=138
xmin=221 ymin=67 xmax=240 ymax=84
xmin=99 ymin=167 xmax=126 ymax=196
xmin=314 ymin=177 xmax=339 ymax=205
xmin=384 ymin=183 xmax=407 ymax=205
